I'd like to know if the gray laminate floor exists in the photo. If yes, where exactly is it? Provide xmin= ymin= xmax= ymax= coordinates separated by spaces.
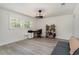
xmin=0 ymin=38 xmax=66 ymax=55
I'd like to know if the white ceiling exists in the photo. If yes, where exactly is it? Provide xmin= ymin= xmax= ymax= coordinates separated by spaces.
xmin=0 ymin=3 xmax=76 ymax=18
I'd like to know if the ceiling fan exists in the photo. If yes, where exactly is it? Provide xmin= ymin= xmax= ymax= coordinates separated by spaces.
xmin=35 ymin=3 xmax=66 ymax=19
xmin=35 ymin=10 xmax=44 ymax=19
xmin=61 ymin=3 xmax=65 ymax=5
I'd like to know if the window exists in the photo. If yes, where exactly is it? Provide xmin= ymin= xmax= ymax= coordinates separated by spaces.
xmin=10 ymin=18 xmax=32 ymax=29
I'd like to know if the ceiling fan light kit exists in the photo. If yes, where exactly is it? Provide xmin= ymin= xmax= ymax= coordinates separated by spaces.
xmin=35 ymin=10 xmax=44 ymax=19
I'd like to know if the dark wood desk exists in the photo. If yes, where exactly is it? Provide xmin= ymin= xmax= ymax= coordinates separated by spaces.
xmin=28 ymin=29 xmax=42 ymax=38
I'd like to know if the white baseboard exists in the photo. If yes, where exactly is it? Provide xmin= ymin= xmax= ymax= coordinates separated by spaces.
xmin=0 ymin=38 xmax=28 ymax=46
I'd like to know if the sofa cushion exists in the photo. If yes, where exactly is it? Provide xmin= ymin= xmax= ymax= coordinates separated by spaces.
xmin=69 ymin=36 xmax=79 ymax=55
xmin=51 ymin=41 xmax=70 ymax=55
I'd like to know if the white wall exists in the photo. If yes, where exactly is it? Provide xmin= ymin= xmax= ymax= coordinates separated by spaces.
xmin=35 ymin=15 xmax=73 ymax=39
xmin=0 ymin=8 xmax=35 ymax=46
xmin=73 ymin=4 xmax=79 ymax=37
xmin=0 ymin=7 xmax=75 ymax=46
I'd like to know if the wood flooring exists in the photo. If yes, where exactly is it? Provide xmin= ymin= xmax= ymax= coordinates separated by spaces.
xmin=0 ymin=38 xmax=66 ymax=55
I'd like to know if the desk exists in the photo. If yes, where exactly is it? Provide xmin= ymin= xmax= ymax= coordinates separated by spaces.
xmin=28 ymin=29 xmax=42 ymax=38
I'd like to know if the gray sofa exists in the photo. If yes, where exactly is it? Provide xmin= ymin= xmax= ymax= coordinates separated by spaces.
xmin=51 ymin=41 xmax=79 ymax=55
